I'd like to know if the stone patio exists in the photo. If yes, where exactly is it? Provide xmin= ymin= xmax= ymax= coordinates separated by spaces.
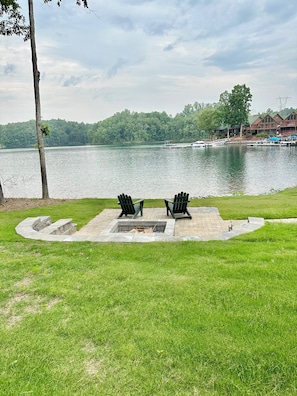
xmin=16 ymin=207 xmax=265 ymax=243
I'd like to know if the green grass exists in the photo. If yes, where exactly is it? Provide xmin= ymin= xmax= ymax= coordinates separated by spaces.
xmin=0 ymin=188 xmax=297 ymax=395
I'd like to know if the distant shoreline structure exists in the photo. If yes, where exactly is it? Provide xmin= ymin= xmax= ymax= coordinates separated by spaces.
xmin=226 ymin=136 xmax=297 ymax=147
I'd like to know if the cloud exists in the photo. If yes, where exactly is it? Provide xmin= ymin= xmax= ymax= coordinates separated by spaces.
xmin=111 ymin=16 xmax=135 ymax=32
xmin=264 ymin=0 xmax=297 ymax=21
xmin=106 ymin=58 xmax=128 ymax=78
xmin=4 ymin=63 xmax=16 ymax=75
xmin=203 ymin=40 xmax=270 ymax=71
xmin=62 ymin=75 xmax=82 ymax=87
xmin=0 ymin=0 xmax=297 ymax=125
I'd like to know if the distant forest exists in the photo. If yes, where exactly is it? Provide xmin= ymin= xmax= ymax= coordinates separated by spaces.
xmin=0 ymin=104 xmax=295 ymax=149
xmin=0 ymin=119 xmax=90 ymax=149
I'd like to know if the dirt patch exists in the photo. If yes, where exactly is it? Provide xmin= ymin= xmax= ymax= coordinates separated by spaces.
xmin=0 ymin=292 xmax=62 ymax=329
xmin=84 ymin=358 xmax=104 ymax=377
xmin=82 ymin=341 xmax=97 ymax=354
xmin=15 ymin=277 xmax=33 ymax=288
xmin=0 ymin=278 xmax=63 ymax=329
xmin=46 ymin=297 xmax=62 ymax=310
xmin=0 ymin=198 xmax=73 ymax=212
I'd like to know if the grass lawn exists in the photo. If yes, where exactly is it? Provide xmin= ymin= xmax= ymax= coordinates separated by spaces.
xmin=0 ymin=188 xmax=297 ymax=395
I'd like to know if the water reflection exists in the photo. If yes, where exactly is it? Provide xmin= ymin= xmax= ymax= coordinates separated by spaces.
xmin=0 ymin=145 xmax=296 ymax=198
xmin=216 ymin=146 xmax=247 ymax=194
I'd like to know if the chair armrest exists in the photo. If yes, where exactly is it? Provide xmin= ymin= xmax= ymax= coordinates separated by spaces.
xmin=133 ymin=199 xmax=144 ymax=205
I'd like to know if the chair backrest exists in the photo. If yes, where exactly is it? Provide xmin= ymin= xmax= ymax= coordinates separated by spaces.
xmin=172 ymin=192 xmax=189 ymax=213
xmin=118 ymin=194 xmax=135 ymax=214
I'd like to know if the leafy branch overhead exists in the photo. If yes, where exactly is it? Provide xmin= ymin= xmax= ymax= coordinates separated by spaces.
xmin=0 ymin=0 xmax=28 ymax=36
xmin=0 ymin=0 xmax=88 ymax=37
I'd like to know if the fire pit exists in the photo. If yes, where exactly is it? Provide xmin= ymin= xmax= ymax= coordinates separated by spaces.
xmin=116 ymin=221 xmax=166 ymax=233
xmin=101 ymin=219 xmax=175 ymax=237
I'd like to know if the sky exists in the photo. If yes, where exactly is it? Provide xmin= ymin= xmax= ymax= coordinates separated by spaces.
xmin=1 ymin=0 xmax=297 ymax=125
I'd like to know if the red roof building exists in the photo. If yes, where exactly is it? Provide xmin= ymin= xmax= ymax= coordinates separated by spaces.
xmin=244 ymin=111 xmax=297 ymax=137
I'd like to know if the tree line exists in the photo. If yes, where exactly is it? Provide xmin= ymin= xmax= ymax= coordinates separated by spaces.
xmin=1 ymin=102 xmax=295 ymax=149
xmin=89 ymin=85 xmax=254 ymax=143
xmin=88 ymin=104 xmax=212 ymax=145
xmin=0 ymin=103 xmax=216 ymax=149
xmin=0 ymin=119 xmax=90 ymax=149
xmin=0 ymin=80 xmax=256 ymax=150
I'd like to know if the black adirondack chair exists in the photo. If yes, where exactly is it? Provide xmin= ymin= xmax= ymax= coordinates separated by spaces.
xmin=164 ymin=192 xmax=192 ymax=219
xmin=117 ymin=194 xmax=144 ymax=218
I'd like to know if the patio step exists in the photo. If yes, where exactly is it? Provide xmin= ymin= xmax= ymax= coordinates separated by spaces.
xmin=39 ymin=219 xmax=77 ymax=235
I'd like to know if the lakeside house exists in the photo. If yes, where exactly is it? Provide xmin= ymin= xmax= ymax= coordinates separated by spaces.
xmin=244 ymin=110 xmax=297 ymax=137
xmin=217 ymin=110 xmax=297 ymax=139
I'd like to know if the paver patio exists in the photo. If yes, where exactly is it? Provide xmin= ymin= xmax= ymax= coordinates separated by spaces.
xmin=16 ymin=207 xmax=265 ymax=242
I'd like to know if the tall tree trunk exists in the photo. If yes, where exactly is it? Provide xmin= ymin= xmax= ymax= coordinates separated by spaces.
xmin=28 ymin=0 xmax=49 ymax=199
xmin=0 ymin=181 xmax=4 ymax=204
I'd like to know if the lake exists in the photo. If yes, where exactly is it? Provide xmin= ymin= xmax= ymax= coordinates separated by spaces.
xmin=1 ymin=144 xmax=297 ymax=199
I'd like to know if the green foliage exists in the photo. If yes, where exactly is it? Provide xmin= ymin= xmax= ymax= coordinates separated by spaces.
xmin=0 ymin=0 xmax=28 ymax=36
xmin=0 ymin=120 xmax=36 ymax=148
xmin=89 ymin=110 xmax=171 ymax=145
xmin=88 ymin=102 xmax=219 ymax=145
xmin=217 ymin=84 xmax=252 ymax=128
xmin=0 ymin=107 xmax=209 ymax=148
xmin=0 ymin=119 xmax=91 ymax=148
xmin=2 ymin=101 xmax=295 ymax=149
xmin=0 ymin=0 xmax=88 ymax=37
xmin=256 ymin=132 xmax=269 ymax=138
xmin=216 ymin=90 xmax=230 ymax=126
xmin=197 ymin=107 xmax=221 ymax=136
xmin=229 ymin=84 xmax=252 ymax=126
xmin=41 ymin=123 xmax=50 ymax=136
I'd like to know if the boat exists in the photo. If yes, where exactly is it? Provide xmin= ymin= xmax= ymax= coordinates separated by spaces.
xmin=191 ymin=140 xmax=210 ymax=148
xmin=191 ymin=139 xmax=228 ymax=148
xmin=162 ymin=140 xmax=177 ymax=149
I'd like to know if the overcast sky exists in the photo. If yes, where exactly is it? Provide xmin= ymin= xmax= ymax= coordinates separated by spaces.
xmin=1 ymin=0 xmax=297 ymax=124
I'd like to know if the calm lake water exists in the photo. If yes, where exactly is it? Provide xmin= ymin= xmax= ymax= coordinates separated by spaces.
xmin=1 ymin=144 xmax=297 ymax=199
